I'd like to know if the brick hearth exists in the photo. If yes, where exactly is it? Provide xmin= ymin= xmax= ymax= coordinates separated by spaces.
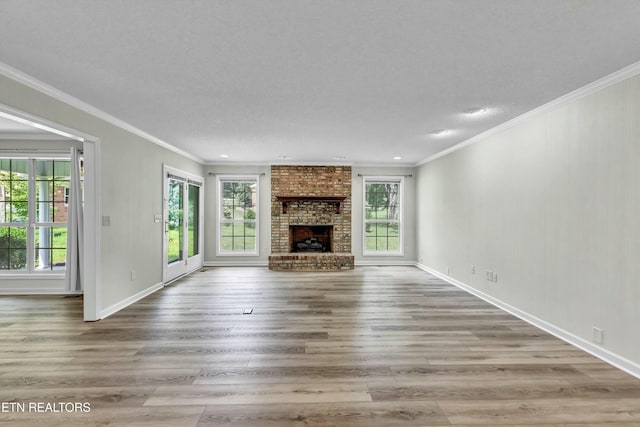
xmin=269 ymin=165 xmax=354 ymax=271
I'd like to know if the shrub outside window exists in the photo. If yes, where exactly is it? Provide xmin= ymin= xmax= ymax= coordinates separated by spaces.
xmin=0 ymin=158 xmax=72 ymax=272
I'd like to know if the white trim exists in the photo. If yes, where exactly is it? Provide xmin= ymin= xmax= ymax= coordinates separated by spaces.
xmin=0 ymin=107 xmax=101 ymax=321
xmin=415 ymin=262 xmax=640 ymax=380
xmin=100 ymin=282 xmax=164 ymax=320
xmin=0 ymin=109 xmax=84 ymax=142
xmin=0 ymin=106 xmax=101 ymax=321
xmin=0 ymin=134 xmax=70 ymax=141
xmin=0 ymin=105 xmax=100 ymax=321
xmin=163 ymin=165 xmax=205 ymax=283
xmin=268 ymin=161 xmax=354 ymax=167
xmin=207 ymin=161 xmax=271 ymax=167
xmin=216 ymin=174 xmax=260 ymax=257
xmin=205 ymin=160 xmax=415 ymax=168
xmin=0 ymin=274 xmax=65 ymax=280
xmin=216 ymin=252 xmax=261 ymax=257
xmin=362 ymin=176 xmax=404 ymax=257
xmin=0 ymin=150 xmax=77 ymax=158
xmin=0 ymin=62 xmax=203 ymax=164
xmin=356 ymin=260 xmax=415 ymax=266
xmin=361 ymin=251 xmax=406 ymax=257
xmin=204 ymin=261 xmax=268 ymax=267
xmin=82 ymin=137 xmax=101 ymax=321
xmin=0 ymin=158 xmax=72 ymax=274
xmin=164 ymin=164 xmax=204 ymax=185
xmin=354 ymin=161 xmax=416 ymax=168
xmin=417 ymin=59 xmax=640 ymax=166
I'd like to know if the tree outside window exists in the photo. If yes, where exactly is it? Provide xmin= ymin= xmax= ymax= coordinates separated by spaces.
xmin=364 ymin=178 xmax=402 ymax=255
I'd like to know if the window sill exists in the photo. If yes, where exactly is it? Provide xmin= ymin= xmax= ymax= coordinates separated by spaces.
xmin=362 ymin=252 xmax=404 ymax=257
xmin=216 ymin=252 xmax=260 ymax=257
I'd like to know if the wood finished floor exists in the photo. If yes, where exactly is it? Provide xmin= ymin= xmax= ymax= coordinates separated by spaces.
xmin=1 ymin=266 xmax=640 ymax=426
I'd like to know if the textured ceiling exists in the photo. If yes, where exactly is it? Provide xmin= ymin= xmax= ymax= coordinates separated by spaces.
xmin=1 ymin=0 xmax=640 ymax=165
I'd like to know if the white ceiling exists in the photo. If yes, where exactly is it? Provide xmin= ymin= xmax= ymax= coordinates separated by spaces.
xmin=1 ymin=0 xmax=640 ymax=165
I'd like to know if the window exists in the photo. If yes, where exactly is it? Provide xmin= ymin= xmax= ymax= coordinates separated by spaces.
xmin=363 ymin=177 xmax=403 ymax=255
xmin=0 ymin=158 xmax=74 ymax=272
xmin=217 ymin=176 xmax=259 ymax=255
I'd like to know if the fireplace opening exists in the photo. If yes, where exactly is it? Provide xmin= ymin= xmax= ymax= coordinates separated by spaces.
xmin=290 ymin=225 xmax=333 ymax=253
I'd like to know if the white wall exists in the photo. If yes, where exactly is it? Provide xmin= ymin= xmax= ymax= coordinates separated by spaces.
xmin=1 ymin=74 xmax=204 ymax=315
xmin=98 ymin=130 xmax=202 ymax=311
xmin=416 ymin=72 xmax=640 ymax=371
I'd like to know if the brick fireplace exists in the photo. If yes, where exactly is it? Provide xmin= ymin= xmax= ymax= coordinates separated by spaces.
xmin=269 ymin=165 xmax=355 ymax=271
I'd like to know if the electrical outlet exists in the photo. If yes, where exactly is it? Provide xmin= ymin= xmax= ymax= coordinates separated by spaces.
xmin=493 ymin=272 xmax=498 ymax=282
xmin=592 ymin=327 xmax=604 ymax=345
xmin=471 ymin=265 xmax=476 ymax=275
xmin=446 ymin=267 xmax=450 ymax=275
xmin=486 ymin=270 xmax=493 ymax=281
xmin=130 ymin=270 xmax=136 ymax=281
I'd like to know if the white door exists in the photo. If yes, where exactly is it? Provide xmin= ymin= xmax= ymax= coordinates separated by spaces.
xmin=163 ymin=166 xmax=203 ymax=283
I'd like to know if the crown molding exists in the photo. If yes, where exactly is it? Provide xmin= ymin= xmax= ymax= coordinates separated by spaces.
xmin=0 ymin=61 xmax=204 ymax=164
xmin=268 ymin=161 xmax=354 ymax=167
xmin=195 ymin=160 xmax=416 ymax=168
xmin=417 ymin=59 xmax=640 ymax=166
xmin=205 ymin=160 xmax=269 ymax=167
xmin=354 ymin=162 xmax=415 ymax=168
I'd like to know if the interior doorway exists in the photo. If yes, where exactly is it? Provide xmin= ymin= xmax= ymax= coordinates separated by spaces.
xmin=0 ymin=105 xmax=100 ymax=321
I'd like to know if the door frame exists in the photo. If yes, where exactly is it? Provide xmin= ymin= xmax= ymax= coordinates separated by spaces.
xmin=162 ymin=164 xmax=204 ymax=283
xmin=0 ymin=104 xmax=101 ymax=321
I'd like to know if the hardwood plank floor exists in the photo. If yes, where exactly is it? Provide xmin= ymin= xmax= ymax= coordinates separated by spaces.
xmin=1 ymin=266 xmax=640 ymax=426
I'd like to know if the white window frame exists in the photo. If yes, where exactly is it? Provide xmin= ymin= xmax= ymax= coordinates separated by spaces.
xmin=362 ymin=176 xmax=404 ymax=256
xmin=216 ymin=175 xmax=259 ymax=256
xmin=0 ymin=155 xmax=72 ymax=276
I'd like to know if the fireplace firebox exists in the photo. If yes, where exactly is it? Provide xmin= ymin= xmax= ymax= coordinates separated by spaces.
xmin=289 ymin=225 xmax=333 ymax=253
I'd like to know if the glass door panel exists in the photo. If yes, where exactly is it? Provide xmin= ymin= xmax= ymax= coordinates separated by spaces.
xmin=187 ymin=184 xmax=199 ymax=258
xmin=167 ymin=178 xmax=184 ymax=265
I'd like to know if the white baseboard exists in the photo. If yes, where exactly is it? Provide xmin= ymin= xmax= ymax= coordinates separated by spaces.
xmin=204 ymin=261 xmax=268 ymax=267
xmin=100 ymin=282 xmax=163 ymax=320
xmin=415 ymin=262 xmax=640 ymax=380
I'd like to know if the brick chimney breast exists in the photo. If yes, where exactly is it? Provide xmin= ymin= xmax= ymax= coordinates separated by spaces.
xmin=269 ymin=165 xmax=354 ymax=271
